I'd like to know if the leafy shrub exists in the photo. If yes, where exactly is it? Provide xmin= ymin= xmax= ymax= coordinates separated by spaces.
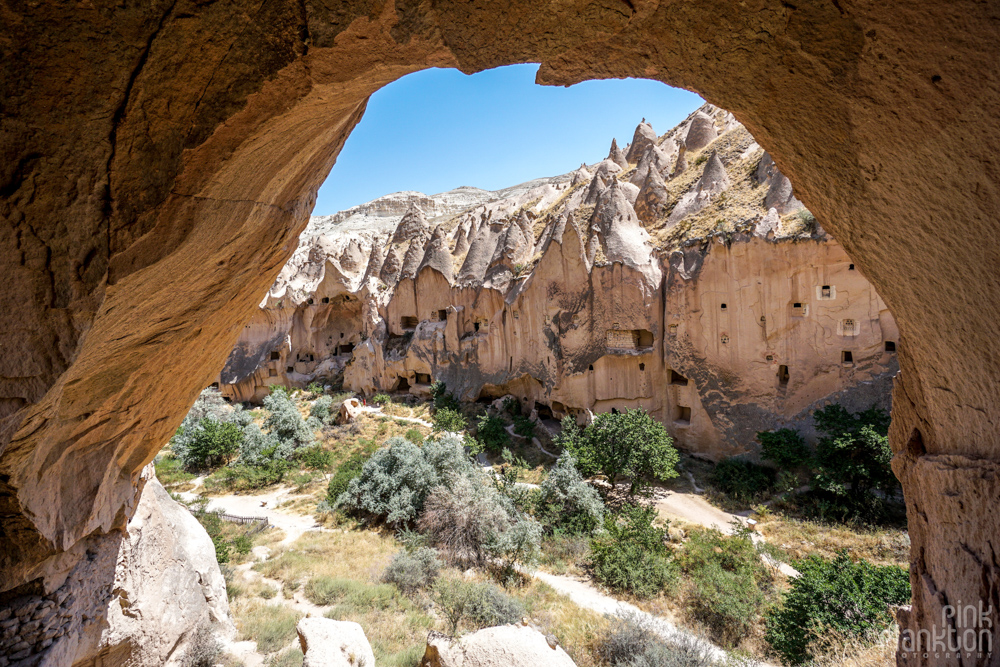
xmin=307 ymin=382 xmax=324 ymax=396
xmin=433 ymin=577 xmax=525 ymax=635
xmin=173 ymin=414 xmax=244 ymax=470
xmin=206 ymin=460 xmax=289 ymax=493
xmin=433 ymin=407 xmax=467 ymax=432
xmin=766 ymin=551 xmax=910 ymax=664
xmin=382 ymin=547 xmax=442 ymax=594
xmin=337 ymin=434 xmax=475 ymax=526
xmin=296 ymin=444 xmax=332 ymax=470
xmin=512 ymin=414 xmax=535 ymax=439
xmin=758 ymin=428 xmax=811 ymax=468
xmin=502 ymin=396 xmax=521 ymax=416
xmin=597 ymin=611 xmax=717 ymax=667
xmin=476 ymin=414 xmax=510 ymax=454
xmin=590 ymin=504 xmax=675 ymax=597
xmin=811 ymin=405 xmax=897 ymax=516
xmin=310 ymin=395 xmax=334 ymax=422
xmin=154 ymin=455 xmax=195 ymax=487
xmin=676 ymin=527 xmax=770 ymax=645
xmin=534 ymin=453 xmax=605 ymax=535
xmin=263 ymin=387 xmax=314 ymax=453
xmin=711 ymin=458 xmax=776 ymax=502
xmin=405 ymin=428 xmax=424 ymax=444
xmin=372 ymin=393 xmax=391 ymax=405
xmin=419 ymin=474 xmax=541 ymax=576
xmin=567 ymin=408 xmax=680 ymax=496
xmin=326 ymin=450 xmax=370 ymax=505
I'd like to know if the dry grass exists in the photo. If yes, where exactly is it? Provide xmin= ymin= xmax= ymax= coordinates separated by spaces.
xmin=254 ymin=530 xmax=399 ymax=586
xmin=809 ymin=625 xmax=899 ymax=667
xmin=231 ymin=599 xmax=303 ymax=654
xmin=510 ymin=579 xmax=610 ymax=667
xmin=757 ymin=514 xmax=910 ymax=568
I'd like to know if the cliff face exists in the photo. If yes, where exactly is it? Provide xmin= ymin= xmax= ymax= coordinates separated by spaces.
xmin=220 ymin=106 xmax=898 ymax=459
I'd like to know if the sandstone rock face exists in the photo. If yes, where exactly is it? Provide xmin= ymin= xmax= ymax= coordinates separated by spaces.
xmin=4 ymin=2 xmax=1000 ymax=663
xmin=0 ymin=471 xmax=232 ymax=666
xmin=297 ymin=617 xmax=376 ymax=667
xmin=683 ymin=111 xmax=719 ymax=151
xmin=420 ymin=626 xmax=577 ymax=667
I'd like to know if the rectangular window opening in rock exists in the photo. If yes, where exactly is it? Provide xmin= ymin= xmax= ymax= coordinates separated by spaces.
xmin=885 ymin=341 xmax=897 ymax=352
xmin=670 ymin=369 xmax=689 ymax=385
xmin=778 ymin=365 xmax=789 ymax=385
xmin=438 ymin=309 xmax=447 ymax=321
xmin=270 ymin=351 xmax=280 ymax=360
xmin=675 ymin=405 xmax=692 ymax=424
xmin=401 ymin=316 xmax=418 ymax=330
xmin=841 ymin=350 xmax=854 ymax=366
xmin=415 ymin=373 xmax=431 ymax=384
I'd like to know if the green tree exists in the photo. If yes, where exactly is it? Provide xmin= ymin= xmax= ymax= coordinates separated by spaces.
xmin=812 ymin=405 xmax=896 ymax=501
xmin=766 ymin=551 xmax=910 ymax=664
xmin=185 ymin=418 xmax=243 ymax=469
xmin=566 ymin=409 xmax=679 ymax=496
xmin=476 ymin=413 xmax=511 ymax=454
xmin=758 ymin=428 xmax=811 ymax=468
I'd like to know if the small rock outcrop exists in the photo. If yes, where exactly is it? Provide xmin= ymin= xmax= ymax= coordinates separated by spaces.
xmin=757 ymin=153 xmax=804 ymax=214
xmin=420 ymin=626 xmax=577 ymax=667
xmin=297 ymin=617 xmax=376 ymax=667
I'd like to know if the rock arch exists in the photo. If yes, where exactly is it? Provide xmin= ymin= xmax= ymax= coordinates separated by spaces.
xmin=2 ymin=1 xmax=999 ymax=663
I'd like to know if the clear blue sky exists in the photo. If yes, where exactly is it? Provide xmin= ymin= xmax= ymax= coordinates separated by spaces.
xmin=314 ymin=64 xmax=703 ymax=216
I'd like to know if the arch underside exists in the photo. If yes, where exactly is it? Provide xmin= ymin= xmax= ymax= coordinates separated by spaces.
xmin=2 ymin=1 xmax=999 ymax=664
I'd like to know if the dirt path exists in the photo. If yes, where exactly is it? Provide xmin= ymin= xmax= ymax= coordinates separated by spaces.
xmin=651 ymin=488 xmax=799 ymax=578
xmin=178 ymin=485 xmax=325 ymax=545
xmin=533 ymin=571 xmax=777 ymax=666
xmin=360 ymin=405 xmax=433 ymax=428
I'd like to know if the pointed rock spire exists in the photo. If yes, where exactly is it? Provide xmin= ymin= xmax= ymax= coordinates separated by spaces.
xmin=670 ymin=146 xmax=688 ymax=179
xmin=363 ymin=242 xmax=386 ymax=283
xmin=625 ymin=120 xmax=658 ymax=163
xmin=339 ymin=239 xmax=365 ymax=273
xmin=683 ymin=110 xmax=718 ymax=152
xmin=589 ymin=180 xmax=660 ymax=283
xmin=608 ymin=138 xmax=629 ymax=170
xmin=666 ymin=151 xmax=732 ymax=226
xmin=418 ymin=225 xmax=454 ymax=283
xmin=399 ymin=236 xmax=427 ymax=280
xmin=629 ymin=144 xmax=672 ymax=187
xmin=634 ymin=167 xmax=670 ymax=226
xmin=390 ymin=205 xmax=431 ymax=245
xmin=459 ymin=221 xmax=505 ymax=283
xmin=379 ymin=246 xmax=402 ymax=285
xmin=570 ymin=164 xmax=592 ymax=187
xmin=453 ymin=225 xmax=470 ymax=256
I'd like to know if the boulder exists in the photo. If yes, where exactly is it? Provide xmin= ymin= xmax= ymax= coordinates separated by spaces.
xmin=420 ymin=626 xmax=577 ymax=667
xmin=297 ymin=617 xmax=376 ymax=667
xmin=336 ymin=398 xmax=363 ymax=424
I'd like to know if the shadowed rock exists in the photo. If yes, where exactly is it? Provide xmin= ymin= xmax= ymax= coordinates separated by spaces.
xmin=379 ymin=247 xmax=402 ymax=285
xmin=400 ymin=236 xmax=428 ymax=280
xmin=634 ymin=167 xmax=670 ymax=225
xmin=452 ymin=225 xmax=470 ymax=256
xmin=459 ymin=221 xmax=505 ymax=283
xmin=362 ymin=242 xmax=386 ymax=283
